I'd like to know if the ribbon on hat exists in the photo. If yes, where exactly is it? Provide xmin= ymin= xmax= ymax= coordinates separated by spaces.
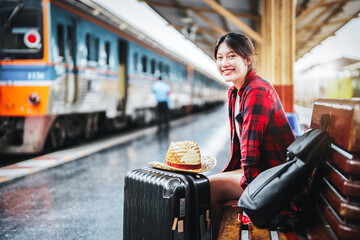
xmin=165 ymin=161 xmax=201 ymax=170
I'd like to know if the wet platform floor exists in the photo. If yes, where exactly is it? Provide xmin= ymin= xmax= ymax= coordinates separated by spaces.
xmin=0 ymin=104 xmax=312 ymax=240
xmin=0 ymin=105 xmax=233 ymax=240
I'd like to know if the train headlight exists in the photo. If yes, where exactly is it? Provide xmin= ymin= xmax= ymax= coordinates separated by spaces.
xmin=28 ymin=92 xmax=40 ymax=105
xmin=24 ymin=29 xmax=41 ymax=49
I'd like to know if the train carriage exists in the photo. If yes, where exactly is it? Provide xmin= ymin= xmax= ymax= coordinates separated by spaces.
xmin=0 ymin=0 xmax=227 ymax=154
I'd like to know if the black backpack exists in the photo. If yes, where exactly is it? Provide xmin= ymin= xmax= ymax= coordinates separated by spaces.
xmin=238 ymin=115 xmax=330 ymax=230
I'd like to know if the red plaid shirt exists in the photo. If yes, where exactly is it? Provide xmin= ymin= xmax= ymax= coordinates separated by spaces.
xmin=222 ymin=70 xmax=295 ymax=189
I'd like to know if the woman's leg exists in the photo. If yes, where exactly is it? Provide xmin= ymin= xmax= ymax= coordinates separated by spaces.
xmin=208 ymin=168 xmax=244 ymax=239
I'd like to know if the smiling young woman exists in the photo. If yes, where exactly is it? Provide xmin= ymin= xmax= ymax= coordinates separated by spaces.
xmin=208 ymin=32 xmax=296 ymax=239
xmin=214 ymin=33 xmax=254 ymax=89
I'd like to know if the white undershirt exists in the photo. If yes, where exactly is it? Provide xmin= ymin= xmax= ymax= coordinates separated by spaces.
xmin=234 ymin=93 xmax=240 ymax=139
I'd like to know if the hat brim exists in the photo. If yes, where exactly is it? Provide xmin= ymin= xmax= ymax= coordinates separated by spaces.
xmin=149 ymin=155 xmax=216 ymax=173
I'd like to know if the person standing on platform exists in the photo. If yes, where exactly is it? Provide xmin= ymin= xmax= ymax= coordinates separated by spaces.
xmin=208 ymin=32 xmax=295 ymax=238
xmin=152 ymin=75 xmax=171 ymax=132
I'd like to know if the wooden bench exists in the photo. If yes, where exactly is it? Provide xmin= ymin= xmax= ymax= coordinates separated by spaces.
xmin=307 ymin=99 xmax=360 ymax=240
xmin=218 ymin=201 xmax=301 ymax=240
xmin=218 ymin=99 xmax=360 ymax=240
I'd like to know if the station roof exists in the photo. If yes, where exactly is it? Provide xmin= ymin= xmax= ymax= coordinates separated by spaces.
xmin=141 ymin=0 xmax=360 ymax=61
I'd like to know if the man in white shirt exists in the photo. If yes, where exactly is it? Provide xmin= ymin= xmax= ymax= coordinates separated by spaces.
xmin=152 ymin=76 xmax=171 ymax=132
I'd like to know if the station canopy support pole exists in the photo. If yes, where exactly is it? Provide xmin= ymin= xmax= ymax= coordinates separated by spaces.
xmin=258 ymin=0 xmax=295 ymax=113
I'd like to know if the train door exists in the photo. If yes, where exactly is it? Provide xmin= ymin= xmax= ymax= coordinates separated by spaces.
xmin=118 ymin=39 xmax=128 ymax=117
xmin=65 ymin=19 xmax=77 ymax=103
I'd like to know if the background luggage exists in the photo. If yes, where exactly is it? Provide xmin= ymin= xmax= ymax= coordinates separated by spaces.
xmin=123 ymin=167 xmax=211 ymax=240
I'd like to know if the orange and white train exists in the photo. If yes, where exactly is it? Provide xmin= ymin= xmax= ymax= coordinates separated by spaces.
xmin=0 ymin=0 xmax=227 ymax=154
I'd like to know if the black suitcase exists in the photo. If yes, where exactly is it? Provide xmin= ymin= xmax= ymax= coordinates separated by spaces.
xmin=123 ymin=167 xmax=212 ymax=240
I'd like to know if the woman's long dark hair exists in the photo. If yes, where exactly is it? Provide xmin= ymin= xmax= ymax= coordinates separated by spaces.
xmin=214 ymin=32 xmax=255 ymax=71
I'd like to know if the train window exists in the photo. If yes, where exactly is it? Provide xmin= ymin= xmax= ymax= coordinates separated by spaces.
xmin=141 ymin=55 xmax=147 ymax=73
xmin=150 ymin=59 xmax=156 ymax=75
xmin=57 ymin=24 xmax=65 ymax=60
xmin=159 ymin=62 xmax=163 ymax=75
xmin=86 ymin=33 xmax=91 ymax=61
xmin=67 ymin=26 xmax=73 ymax=60
xmin=105 ymin=41 xmax=110 ymax=66
xmin=95 ymin=38 xmax=99 ymax=62
xmin=164 ymin=64 xmax=170 ymax=78
xmin=85 ymin=33 xmax=98 ymax=64
xmin=0 ymin=1 xmax=43 ymax=59
xmin=182 ymin=69 xmax=187 ymax=81
xmin=133 ymin=52 xmax=138 ymax=71
xmin=176 ymin=69 xmax=181 ymax=82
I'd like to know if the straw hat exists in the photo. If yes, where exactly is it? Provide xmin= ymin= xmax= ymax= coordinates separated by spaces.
xmin=149 ymin=141 xmax=216 ymax=173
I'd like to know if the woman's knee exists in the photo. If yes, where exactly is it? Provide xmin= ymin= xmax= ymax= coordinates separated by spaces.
xmin=208 ymin=170 xmax=243 ymax=203
xmin=209 ymin=174 xmax=225 ymax=202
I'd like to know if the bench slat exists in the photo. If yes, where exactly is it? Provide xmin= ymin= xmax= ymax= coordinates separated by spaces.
xmin=218 ymin=202 xmax=302 ymax=240
xmin=319 ymin=194 xmax=360 ymax=239
xmin=249 ymin=224 xmax=271 ymax=239
xmin=324 ymin=161 xmax=360 ymax=198
xmin=311 ymin=99 xmax=360 ymax=153
xmin=321 ymin=178 xmax=360 ymax=219
xmin=278 ymin=231 xmax=300 ymax=240
xmin=218 ymin=205 xmax=241 ymax=239
xmin=329 ymin=145 xmax=360 ymax=176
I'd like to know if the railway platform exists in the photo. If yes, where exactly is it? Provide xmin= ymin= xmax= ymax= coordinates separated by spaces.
xmin=0 ymin=104 xmax=311 ymax=239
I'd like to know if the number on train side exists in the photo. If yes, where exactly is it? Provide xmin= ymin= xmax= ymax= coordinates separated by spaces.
xmin=28 ymin=71 xmax=45 ymax=80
